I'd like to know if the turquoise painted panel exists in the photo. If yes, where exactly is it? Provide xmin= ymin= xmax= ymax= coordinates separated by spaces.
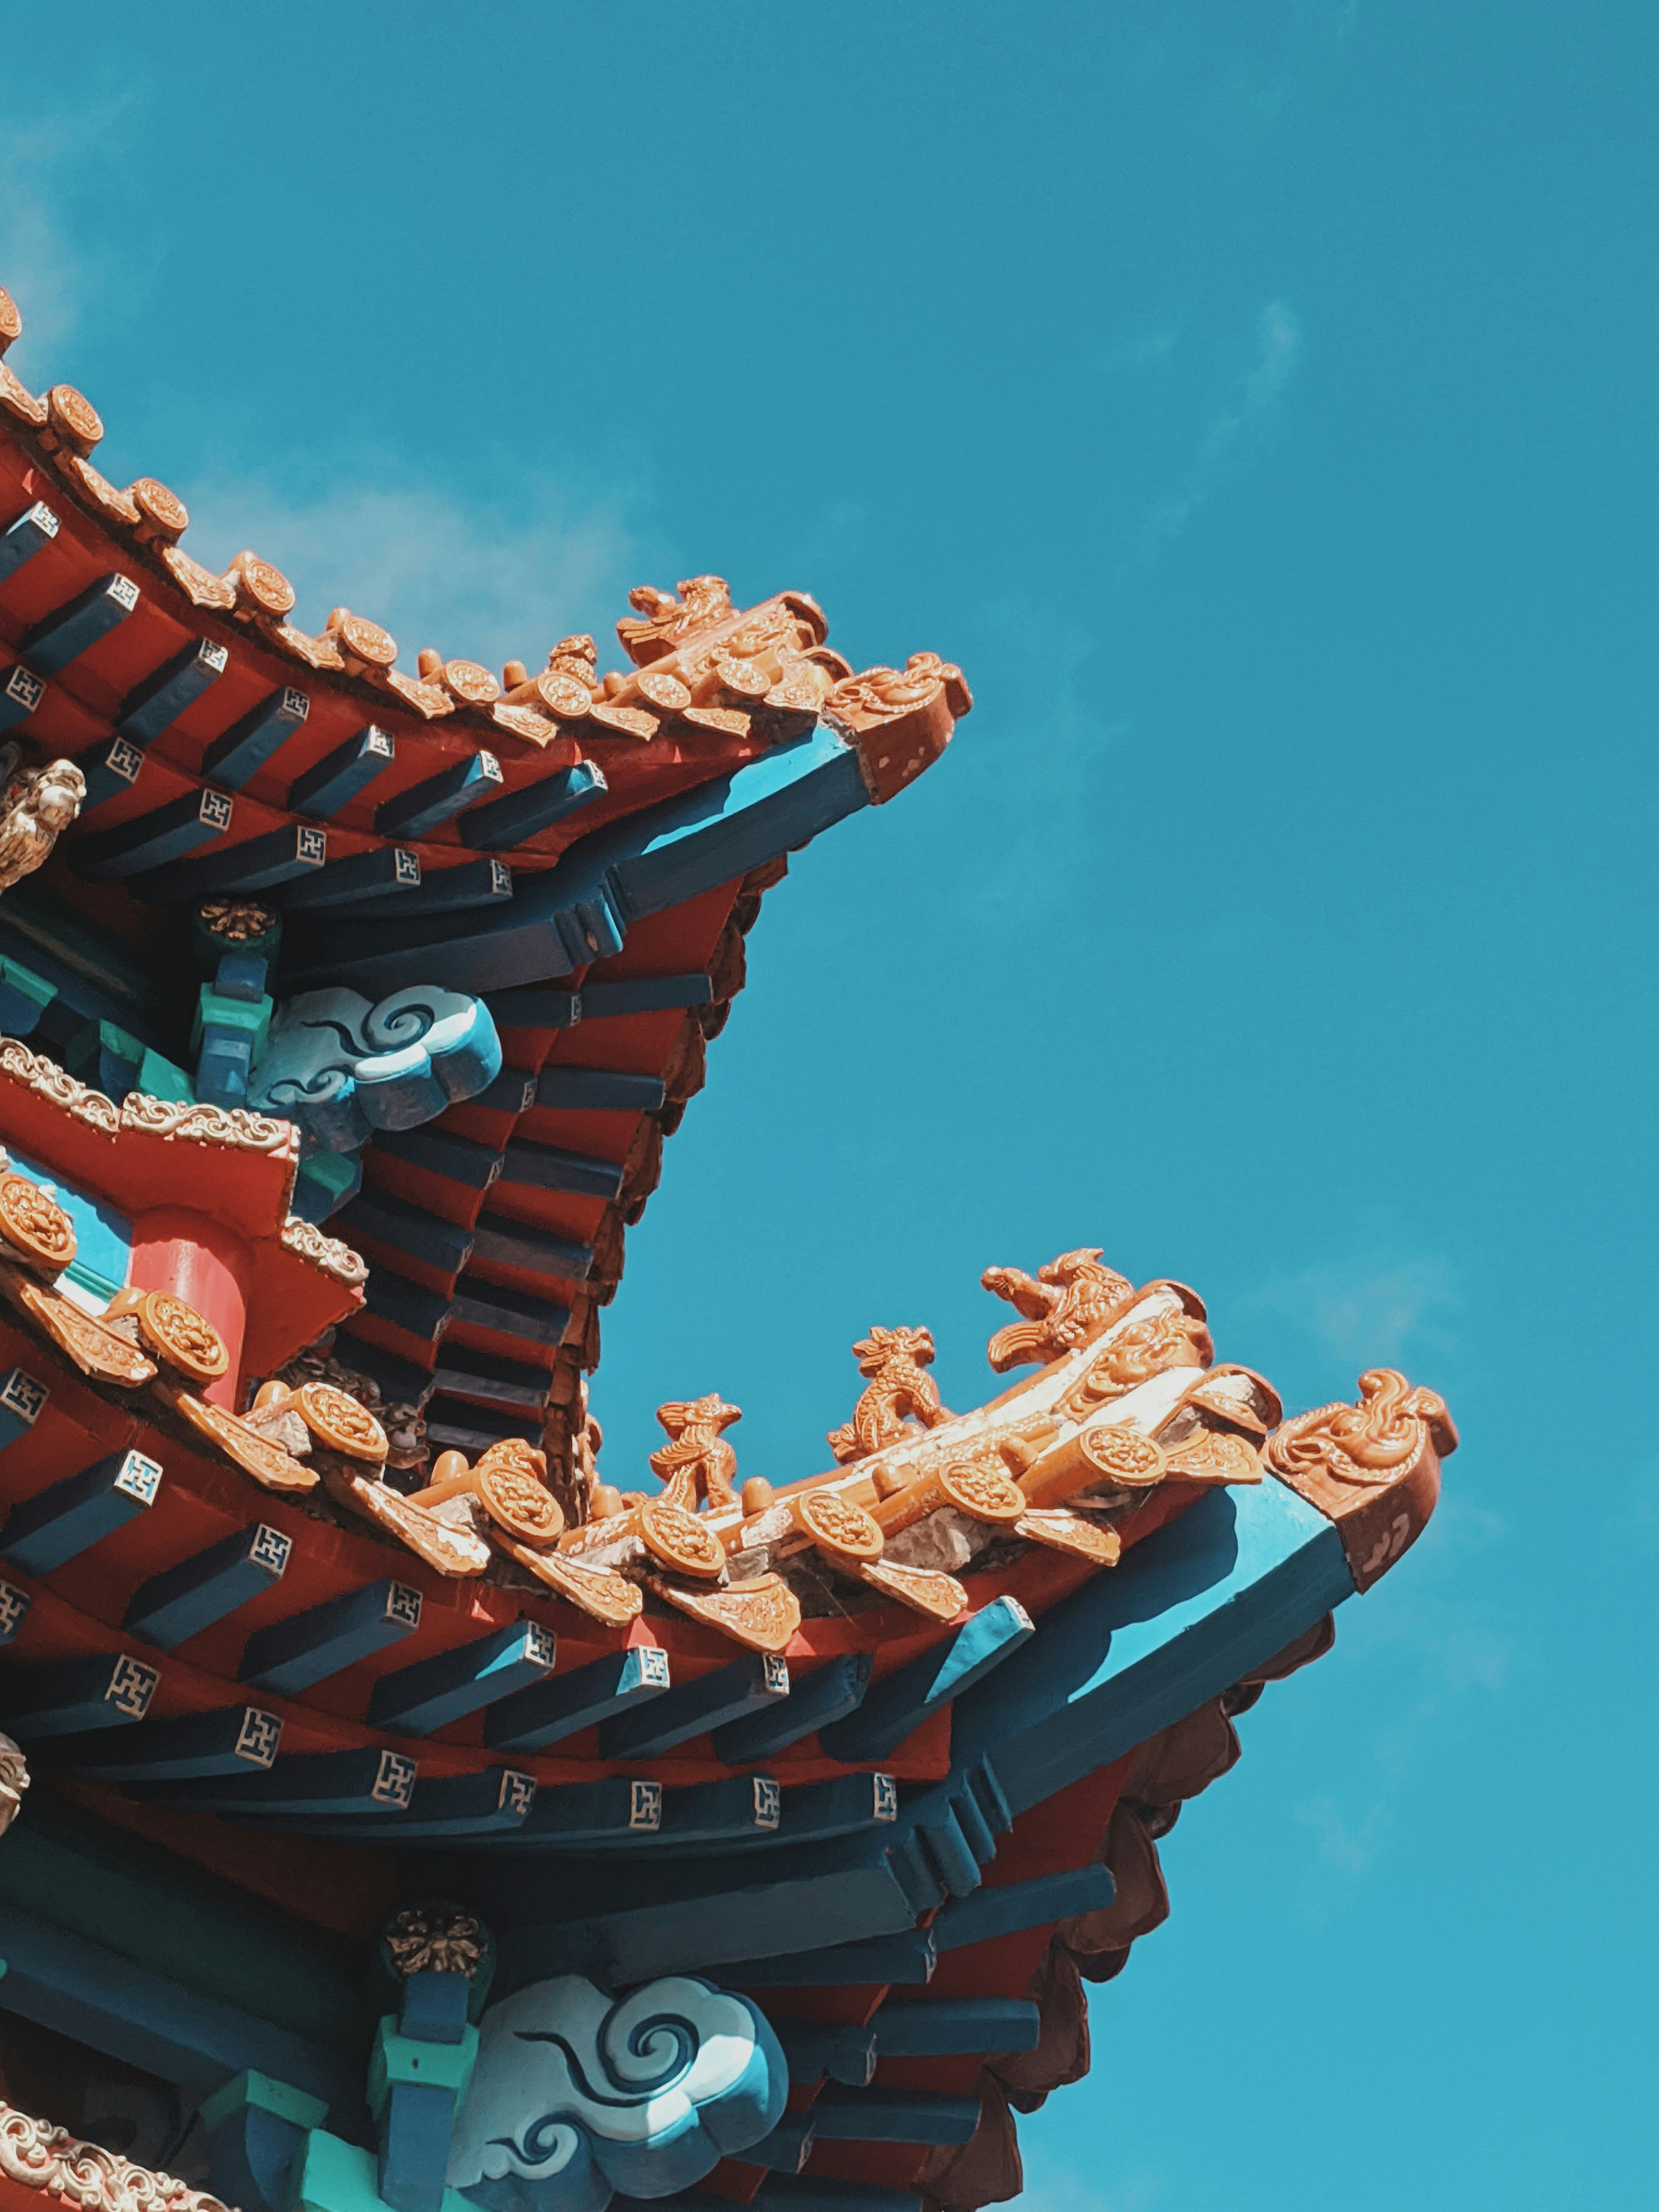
xmin=9 ymin=1148 xmax=130 ymax=1305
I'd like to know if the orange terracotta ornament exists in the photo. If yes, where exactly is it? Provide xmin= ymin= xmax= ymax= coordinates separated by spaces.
xmin=0 ymin=1174 xmax=76 ymax=1281
xmin=827 ymin=1327 xmax=951 ymax=1465
xmin=292 ymin=1381 xmax=389 ymax=1464
xmin=1017 ymin=1423 xmax=1165 ymax=1510
xmin=507 ymin=1541 xmax=644 ymax=1626
xmin=638 ymin=1498 xmax=727 ymax=1582
xmin=411 ymin=1440 xmax=566 ymax=1548
xmin=4 ymin=1275 xmax=155 ymax=1387
xmin=130 ymin=1292 xmax=230 ymax=1386
xmin=649 ymin=1396 xmax=742 ymax=1513
xmin=645 ymin=1570 xmax=801 ymax=1654
xmin=1267 ymin=1368 xmax=1457 ymax=1592
xmin=981 ymin=1249 xmax=1137 ymax=1374
xmin=169 ymin=1393 xmax=319 ymax=1493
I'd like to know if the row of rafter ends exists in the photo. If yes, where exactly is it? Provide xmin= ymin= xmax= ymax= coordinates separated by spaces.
xmin=0 ymin=448 xmax=825 ymax=747
xmin=0 ymin=1370 xmax=1360 ymax=1986
xmin=0 ymin=1642 xmax=1338 ymax=2212
xmin=0 ymin=405 xmax=964 ymax=792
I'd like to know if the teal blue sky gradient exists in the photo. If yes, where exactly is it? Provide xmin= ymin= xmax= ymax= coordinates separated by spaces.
xmin=3 ymin=4 xmax=1652 ymax=2204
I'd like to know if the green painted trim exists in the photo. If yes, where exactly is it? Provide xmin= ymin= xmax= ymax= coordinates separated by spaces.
xmin=193 ymin=985 xmax=273 ymax=1055
xmin=367 ymin=2019 xmax=477 ymax=2118
xmin=298 ymin=1150 xmax=360 ymax=1198
xmin=137 ymin=1048 xmax=195 ymax=1103
xmin=200 ymin=2068 xmax=331 ymax=2136
xmin=0 ymin=954 xmax=56 ymax=1011
xmin=293 ymin=2128 xmax=475 ymax=2212
xmin=0 ymin=1793 xmax=374 ymax=2057
xmin=64 ymin=1257 xmax=124 ymax=1303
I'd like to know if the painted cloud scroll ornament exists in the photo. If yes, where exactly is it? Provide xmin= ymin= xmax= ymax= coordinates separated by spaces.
xmin=250 ymin=984 xmax=502 ymax=1150
xmin=448 ymin=1974 xmax=786 ymax=2212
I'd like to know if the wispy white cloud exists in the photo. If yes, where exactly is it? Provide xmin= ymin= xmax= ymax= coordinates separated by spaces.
xmin=1 ymin=89 xmax=652 ymax=674
xmin=180 ymin=468 xmax=651 ymax=679
xmin=0 ymin=94 xmax=151 ymax=369
xmin=1250 ymin=1250 xmax=1458 ymax=1371
xmin=1138 ymin=299 xmax=1303 ymax=557
xmin=1297 ymin=1789 xmax=1391 ymax=1876
xmin=958 ymin=592 xmax=1127 ymax=933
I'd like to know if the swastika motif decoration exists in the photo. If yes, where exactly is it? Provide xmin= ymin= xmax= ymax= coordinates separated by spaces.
xmin=105 ymin=1655 xmax=158 ymax=1719
xmin=234 ymin=1709 xmax=283 ymax=1767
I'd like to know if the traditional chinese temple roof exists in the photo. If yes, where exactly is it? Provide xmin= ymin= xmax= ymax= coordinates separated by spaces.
xmin=0 ymin=275 xmax=1456 ymax=2212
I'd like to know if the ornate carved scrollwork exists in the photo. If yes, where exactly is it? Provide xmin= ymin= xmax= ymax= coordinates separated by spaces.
xmin=383 ymin=1901 xmax=489 ymax=1979
xmin=981 ymin=1249 xmax=1136 ymax=1373
xmin=0 ymin=2099 xmax=232 ymax=2212
xmin=827 ymin=1326 xmax=951 ymax=1463
xmin=649 ymin=1395 xmax=742 ymax=1511
xmin=1267 ymin=1368 xmax=1458 ymax=1591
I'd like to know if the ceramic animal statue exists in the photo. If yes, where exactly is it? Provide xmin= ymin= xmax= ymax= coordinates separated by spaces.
xmin=649 ymin=1395 xmax=742 ymax=1513
xmin=827 ymin=1324 xmax=952 ymax=1463
xmin=1268 ymin=1367 xmax=1459 ymax=1485
xmin=0 ymin=753 xmax=86 ymax=893
xmin=981 ymin=1246 xmax=1136 ymax=1373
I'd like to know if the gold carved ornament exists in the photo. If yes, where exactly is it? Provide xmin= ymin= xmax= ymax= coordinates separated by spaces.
xmin=280 ymin=1214 xmax=368 ymax=1288
xmin=293 ymin=1380 xmax=389 ymax=1463
xmin=4 ymin=1276 xmax=155 ymax=1387
xmin=474 ymin=1439 xmax=566 ymax=1546
xmin=0 ymin=1041 xmax=119 ymax=1133
xmin=0 ymin=758 xmax=85 ymax=895
xmin=1015 ymin=1422 xmax=1166 ymax=1511
xmin=118 ymin=1095 xmax=295 ymax=1154
xmin=169 ymin=1394 xmax=318 ymax=1494
xmin=0 ymin=1173 xmax=75 ymax=1279
xmin=936 ymin=1457 xmax=1028 ymax=1525
xmin=345 ymin=1475 xmax=491 ymax=1578
xmin=981 ymin=1248 xmax=1137 ymax=1374
xmin=131 ymin=1292 xmax=228 ymax=1384
xmin=384 ymin=1903 xmax=486 ymax=1979
xmin=638 ymin=1498 xmax=727 ymax=1582
xmin=1078 ymin=1426 xmax=1166 ymax=1488
xmin=853 ymin=1556 xmax=968 ymax=1622
xmin=784 ymin=1481 xmax=964 ymax=1619
xmin=1011 ymin=1508 xmax=1122 ymax=1566
xmin=1267 ymin=1368 xmax=1458 ymax=1489
xmin=826 ymin=1326 xmax=951 ymax=1465
xmin=797 ymin=1486 xmax=886 ymax=1564
xmin=1161 ymin=1428 xmax=1263 ymax=1487
xmin=649 ymin=1395 xmax=742 ymax=1512
xmin=507 ymin=1542 xmax=644 ymax=1626
xmin=1056 ymin=1305 xmax=1211 ymax=1422
xmin=197 ymin=898 xmax=279 ymax=947
xmin=646 ymin=1570 xmax=801 ymax=1654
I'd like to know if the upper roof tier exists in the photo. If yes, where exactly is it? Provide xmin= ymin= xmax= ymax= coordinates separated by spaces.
xmin=0 ymin=277 xmax=969 ymax=964
xmin=0 ymin=278 xmax=972 ymax=1427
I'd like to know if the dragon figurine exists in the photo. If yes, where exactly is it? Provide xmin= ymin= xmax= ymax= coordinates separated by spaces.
xmin=827 ymin=1324 xmax=953 ymax=1463
xmin=649 ymin=1394 xmax=743 ymax=1512
xmin=980 ymin=1248 xmax=1137 ymax=1373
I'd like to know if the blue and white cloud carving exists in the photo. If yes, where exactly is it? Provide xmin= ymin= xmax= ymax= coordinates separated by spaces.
xmin=249 ymin=983 xmax=502 ymax=1152
xmin=447 ymin=1974 xmax=786 ymax=2211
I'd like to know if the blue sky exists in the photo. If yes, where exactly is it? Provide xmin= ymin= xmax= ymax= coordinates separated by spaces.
xmin=4 ymin=3 xmax=1654 ymax=2204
